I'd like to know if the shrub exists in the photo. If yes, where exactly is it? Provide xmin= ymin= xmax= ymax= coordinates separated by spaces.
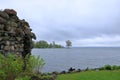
xmin=40 ymin=75 xmax=55 ymax=80
xmin=104 ymin=65 xmax=112 ymax=70
xmin=0 ymin=53 xmax=23 ymax=80
xmin=15 ymin=76 xmax=30 ymax=80
xmin=99 ymin=67 xmax=105 ymax=70
xmin=52 ymin=71 xmax=59 ymax=75
xmin=25 ymin=55 xmax=45 ymax=74
xmin=0 ymin=53 xmax=45 ymax=80
xmin=99 ymin=65 xmax=120 ymax=70
xmin=112 ymin=65 xmax=118 ymax=70
xmin=111 ymin=65 xmax=120 ymax=70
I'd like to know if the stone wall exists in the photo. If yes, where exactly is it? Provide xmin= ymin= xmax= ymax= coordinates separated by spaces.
xmin=0 ymin=9 xmax=36 ymax=57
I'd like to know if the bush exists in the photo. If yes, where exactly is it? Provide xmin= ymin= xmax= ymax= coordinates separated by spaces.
xmin=111 ymin=65 xmax=120 ymax=70
xmin=25 ymin=55 xmax=45 ymax=74
xmin=15 ymin=76 xmax=30 ymax=80
xmin=99 ymin=67 xmax=105 ymax=70
xmin=40 ymin=75 xmax=55 ymax=80
xmin=0 ymin=53 xmax=45 ymax=80
xmin=0 ymin=53 xmax=23 ymax=80
xmin=99 ymin=65 xmax=120 ymax=71
xmin=104 ymin=65 xmax=112 ymax=70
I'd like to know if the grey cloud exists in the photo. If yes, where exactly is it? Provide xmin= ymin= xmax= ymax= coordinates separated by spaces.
xmin=1 ymin=0 xmax=120 ymax=46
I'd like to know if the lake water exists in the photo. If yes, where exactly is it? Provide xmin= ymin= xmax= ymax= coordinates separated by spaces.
xmin=32 ymin=47 xmax=120 ymax=72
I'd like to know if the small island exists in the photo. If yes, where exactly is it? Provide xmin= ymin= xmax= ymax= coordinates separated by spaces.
xmin=33 ymin=40 xmax=72 ymax=48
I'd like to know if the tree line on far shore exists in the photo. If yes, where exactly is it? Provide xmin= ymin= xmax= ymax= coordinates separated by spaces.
xmin=33 ymin=40 xmax=72 ymax=48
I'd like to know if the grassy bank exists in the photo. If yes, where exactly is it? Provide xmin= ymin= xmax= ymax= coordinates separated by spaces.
xmin=56 ymin=70 xmax=120 ymax=80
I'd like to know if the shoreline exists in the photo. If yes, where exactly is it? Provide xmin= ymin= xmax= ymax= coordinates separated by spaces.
xmin=42 ymin=65 xmax=120 ymax=75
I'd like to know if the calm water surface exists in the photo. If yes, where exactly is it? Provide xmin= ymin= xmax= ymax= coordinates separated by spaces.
xmin=32 ymin=47 xmax=120 ymax=72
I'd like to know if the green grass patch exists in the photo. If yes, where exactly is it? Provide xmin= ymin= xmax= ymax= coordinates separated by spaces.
xmin=57 ymin=70 xmax=120 ymax=80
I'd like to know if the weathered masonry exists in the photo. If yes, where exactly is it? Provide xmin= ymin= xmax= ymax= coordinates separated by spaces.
xmin=0 ymin=9 xmax=36 ymax=57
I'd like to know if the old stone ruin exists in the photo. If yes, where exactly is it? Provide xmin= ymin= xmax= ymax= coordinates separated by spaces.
xmin=0 ymin=9 xmax=36 ymax=58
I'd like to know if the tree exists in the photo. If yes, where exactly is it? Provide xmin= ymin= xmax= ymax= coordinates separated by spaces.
xmin=34 ymin=40 xmax=49 ymax=48
xmin=34 ymin=40 xmax=64 ymax=48
xmin=66 ymin=40 xmax=72 ymax=48
xmin=52 ymin=41 xmax=56 ymax=48
xmin=48 ymin=43 xmax=53 ymax=48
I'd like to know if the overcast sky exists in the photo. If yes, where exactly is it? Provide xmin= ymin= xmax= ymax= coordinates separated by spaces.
xmin=1 ymin=0 xmax=120 ymax=47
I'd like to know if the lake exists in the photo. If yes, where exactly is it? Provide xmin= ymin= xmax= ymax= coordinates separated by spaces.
xmin=32 ymin=47 xmax=120 ymax=72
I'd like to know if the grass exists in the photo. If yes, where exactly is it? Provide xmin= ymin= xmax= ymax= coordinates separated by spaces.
xmin=56 ymin=70 xmax=120 ymax=80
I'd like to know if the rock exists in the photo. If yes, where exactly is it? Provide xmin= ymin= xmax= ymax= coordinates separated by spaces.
xmin=0 ymin=11 xmax=9 ymax=19
xmin=15 ymin=28 xmax=25 ymax=36
xmin=31 ymin=32 xmax=36 ymax=40
xmin=0 ymin=24 xmax=4 ymax=30
xmin=5 ymin=41 xmax=10 ymax=46
xmin=0 ymin=9 xmax=36 ymax=57
xmin=10 ymin=16 xmax=19 ymax=22
xmin=10 ymin=46 xmax=14 ymax=51
xmin=9 ymin=28 xmax=15 ymax=34
xmin=60 ymin=71 xmax=66 ymax=74
xmin=0 ymin=41 xmax=5 ymax=45
xmin=0 ymin=45 xmax=4 ymax=49
xmin=10 ymin=22 xmax=18 ymax=27
xmin=68 ymin=67 xmax=75 ymax=72
xmin=4 ymin=46 xmax=10 ymax=51
xmin=4 ymin=9 xmax=17 ymax=16
xmin=0 ymin=37 xmax=2 ymax=41
xmin=77 ymin=69 xmax=81 ymax=72
xmin=0 ymin=17 xmax=7 ymax=24
xmin=16 ymin=37 xmax=22 ymax=41
xmin=3 ymin=37 xmax=9 ymax=40
xmin=4 ymin=33 xmax=8 ymax=36
xmin=4 ymin=25 xmax=11 ymax=31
